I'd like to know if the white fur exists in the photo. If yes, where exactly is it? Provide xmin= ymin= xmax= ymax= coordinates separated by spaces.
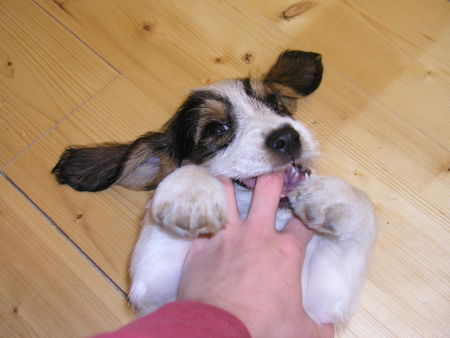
xmin=201 ymin=80 xmax=319 ymax=178
xmin=150 ymin=166 xmax=227 ymax=237
xmin=129 ymin=224 xmax=190 ymax=314
xmin=129 ymin=170 xmax=377 ymax=326
xmin=294 ymin=176 xmax=377 ymax=324
xmin=129 ymin=80 xmax=377 ymax=327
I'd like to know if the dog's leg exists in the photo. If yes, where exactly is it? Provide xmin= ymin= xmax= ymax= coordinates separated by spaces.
xmin=288 ymin=175 xmax=376 ymax=238
xmin=129 ymin=165 xmax=227 ymax=314
xmin=151 ymin=165 xmax=228 ymax=237
xmin=288 ymin=175 xmax=377 ymax=325
xmin=129 ymin=223 xmax=191 ymax=315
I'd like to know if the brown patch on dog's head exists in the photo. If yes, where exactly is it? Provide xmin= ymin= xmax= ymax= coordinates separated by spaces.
xmin=163 ymin=90 xmax=235 ymax=166
xmin=52 ymin=49 xmax=322 ymax=192
xmin=52 ymin=91 xmax=235 ymax=191
xmin=242 ymin=78 xmax=293 ymax=117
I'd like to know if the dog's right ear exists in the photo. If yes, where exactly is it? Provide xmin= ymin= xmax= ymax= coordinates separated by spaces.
xmin=52 ymin=132 xmax=176 ymax=192
xmin=264 ymin=50 xmax=323 ymax=97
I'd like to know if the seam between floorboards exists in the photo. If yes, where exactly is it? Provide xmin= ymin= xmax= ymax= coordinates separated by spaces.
xmin=1 ymin=75 xmax=119 ymax=171
xmin=0 ymin=170 xmax=130 ymax=301
xmin=31 ymin=0 xmax=122 ymax=75
xmin=239 ymin=2 xmax=449 ymax=152
xmin=32 ymin=0 xmax=448 ymax=151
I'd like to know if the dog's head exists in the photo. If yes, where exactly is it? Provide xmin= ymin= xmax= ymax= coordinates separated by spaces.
xmin=52 ymin=50 xmax=322 ymax=193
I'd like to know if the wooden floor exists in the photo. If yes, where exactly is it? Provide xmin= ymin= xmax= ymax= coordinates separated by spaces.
xmin=1 ymin=0 xmax=448 ymax=336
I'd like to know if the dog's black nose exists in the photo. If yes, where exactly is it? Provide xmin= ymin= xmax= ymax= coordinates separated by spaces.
xmin=265 ymin=125 xmax=301 ymax=158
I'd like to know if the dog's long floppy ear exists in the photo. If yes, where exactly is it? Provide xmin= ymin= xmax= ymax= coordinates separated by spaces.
xmin=51 ymin=90 xmax=216 ymax=192
xmin=52 ymin=132 xmax=176 ymax=192
xmin=264 ymin=50 xmax=323 ymax=112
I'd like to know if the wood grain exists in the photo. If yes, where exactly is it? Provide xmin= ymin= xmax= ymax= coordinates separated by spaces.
xmin=297 ymin=71 xmax=449 ymax=336
xmin=1 ymin=0 xmax=449 ymax=336
xmin=4 ymin=77 xmax=167 ymax=289
xmin=339 ymin=0 xmax=450 ymax=65
xmin=34 ymin=0 xmax=295 ymax=115
xmin=0 ymin=176 xmax=133 ymax=337
xmin=0 ymin=0 xmax=117 ymax=166
xmin=243 ymin=0 xmax=450 ymax=148
xmin=35 ymin=0 xmax=450 ymax=148
xmin=6 ymin=75 xmax=448 ymax=337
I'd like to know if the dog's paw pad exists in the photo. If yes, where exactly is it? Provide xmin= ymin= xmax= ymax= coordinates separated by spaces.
xmin=288 ymin=176 xmax=363 ymax=236
xmin=151 ymin=166 xmax=227 ymax=237
xmin=304 ymin=203 xmax=346 ymax=235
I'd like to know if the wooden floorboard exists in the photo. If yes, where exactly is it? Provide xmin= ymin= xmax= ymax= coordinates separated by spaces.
xmin=0 ymin=0 xmax=117 ymax=167
xmin=244 ymin=0 xmax=450 ymax=148
xmin=4 ymin=77 xmax=164 ymax=290
xmin=1 ymin=0 xmax=449 ymax=337
xmin=0 ymin=176 xmax=133 ymax=337
xmin=35 ymin=0 xmax=450 ymax=148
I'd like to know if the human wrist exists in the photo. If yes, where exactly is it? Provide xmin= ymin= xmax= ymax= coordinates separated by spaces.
xmin=186 ymin=296 xmax=258 ymax=337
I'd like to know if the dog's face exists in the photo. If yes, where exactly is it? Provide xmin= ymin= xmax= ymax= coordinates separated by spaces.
xmin=196 ymin=78 xmax=318 ymax=178
xmin=52 ymin=50 xmax=323 ymax=193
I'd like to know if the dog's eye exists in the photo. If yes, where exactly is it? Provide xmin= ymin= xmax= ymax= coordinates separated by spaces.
xmin=203 ymin=121 xmax=230 ymax=137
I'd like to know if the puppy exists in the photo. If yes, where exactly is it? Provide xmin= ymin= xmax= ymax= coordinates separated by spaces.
xmin=52 ymin=50 xmax=377 ymax=327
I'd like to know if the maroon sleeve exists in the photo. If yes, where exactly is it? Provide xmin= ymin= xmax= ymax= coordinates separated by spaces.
xmin=92 ymin=300 xmax=251 ymax=338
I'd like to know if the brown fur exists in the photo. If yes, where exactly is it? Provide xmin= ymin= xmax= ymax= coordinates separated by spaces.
xmin=52 ymin=50 xmax=323 ymax=192
xmin=264 ymin=50 xmax=323 ymax=96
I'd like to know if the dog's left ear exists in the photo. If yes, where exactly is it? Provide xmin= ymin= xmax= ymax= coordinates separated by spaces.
xmin=51 ymin=132 xmax=176 ymax=192
xmin=264 ymin=50 xmax=323 ymax=112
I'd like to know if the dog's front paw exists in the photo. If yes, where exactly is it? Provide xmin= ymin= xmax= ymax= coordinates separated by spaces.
xmin=151 ymin=165 xmax=227 ymax=237
xmin=288 ymin=175 xmax=374 ymax=236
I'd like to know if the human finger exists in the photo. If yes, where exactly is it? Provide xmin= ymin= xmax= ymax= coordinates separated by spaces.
xmin=247 ymin=171 xmax=284 ymax=226
xmin=217 ymin=176 xmax=241 ymax=227
xmin=281 ymin=217 xmax=313 ymax=247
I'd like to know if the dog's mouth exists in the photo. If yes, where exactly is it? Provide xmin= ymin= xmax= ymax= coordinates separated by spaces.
xmin=234 ymin=163 xmax=311 ymax=197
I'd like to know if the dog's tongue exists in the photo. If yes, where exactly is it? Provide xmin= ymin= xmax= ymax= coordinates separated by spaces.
xmin=241 ymin=177 xmax=257 ymax=189
xmin=281 ymin=165 xmax=309 ymax=196
xmin=241 ymin=166 xmax=309 ymax=196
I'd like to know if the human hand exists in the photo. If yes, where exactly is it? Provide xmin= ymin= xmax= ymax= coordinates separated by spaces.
xmin=177 ymin=171 xmax=334 ymax=338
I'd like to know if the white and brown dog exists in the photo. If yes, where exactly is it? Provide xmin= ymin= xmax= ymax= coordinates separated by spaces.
xmin=52 ymin=50 xmax=377 ymax=327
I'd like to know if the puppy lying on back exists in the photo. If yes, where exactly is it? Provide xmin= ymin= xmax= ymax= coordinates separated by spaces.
xmin=52 ymin=50 xmax=377 ymax=327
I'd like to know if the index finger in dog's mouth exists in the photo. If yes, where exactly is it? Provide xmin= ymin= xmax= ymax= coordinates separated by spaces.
xmin=247 ymin=171 xmax=284 ymax=223
xmin=217 ymin=176 xmax=241 ymax=227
